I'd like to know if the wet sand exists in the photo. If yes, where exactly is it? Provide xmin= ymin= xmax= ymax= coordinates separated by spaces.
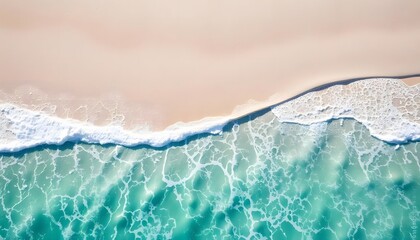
xmin=402 ymin=77 xmax=420 ymax=86
xmin=1 ymin=1 xmax=420 ymax=130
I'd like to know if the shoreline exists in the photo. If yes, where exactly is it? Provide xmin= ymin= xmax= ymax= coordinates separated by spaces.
xmin=0 ymin=77 xmax=419 ymax=153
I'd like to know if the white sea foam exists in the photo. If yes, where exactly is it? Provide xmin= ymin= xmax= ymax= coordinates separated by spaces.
xmin=271 ymin=78 xmax=420 ymax=143
xmin=0 ymin=103 xmax=229 ymax=152
xmin=0 ymin=78 xmax=418 ymax=152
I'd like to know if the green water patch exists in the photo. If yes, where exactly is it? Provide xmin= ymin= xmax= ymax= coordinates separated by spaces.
xmin=0 ymin=115 xmax=419 ymax=239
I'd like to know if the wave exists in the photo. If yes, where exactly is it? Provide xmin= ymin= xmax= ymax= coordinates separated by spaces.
xmin=271 ymin=78 xmax=419 ymax=143
xmin=0 ymin=103 xmax=230 ymax=152
xmin=0 ymin=78 xmax=418 ymax=152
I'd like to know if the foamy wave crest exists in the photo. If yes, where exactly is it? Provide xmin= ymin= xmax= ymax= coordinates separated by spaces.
xmin=0 ymin=104 xmax=229 ymax=152
xmin=271 ymin=78 xmax=420 ymax=143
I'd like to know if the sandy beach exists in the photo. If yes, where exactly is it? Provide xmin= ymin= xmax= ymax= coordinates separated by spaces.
xmin=1 ymin=1 xmax=420 ymax=130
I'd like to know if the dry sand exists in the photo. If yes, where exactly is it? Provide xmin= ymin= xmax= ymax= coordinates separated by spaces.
xmin=1 ymin=1 xmax=420 ymax=130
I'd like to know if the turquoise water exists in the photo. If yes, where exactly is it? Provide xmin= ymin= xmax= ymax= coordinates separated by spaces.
xmin=0 ymin=112 xmax=419 ymax=239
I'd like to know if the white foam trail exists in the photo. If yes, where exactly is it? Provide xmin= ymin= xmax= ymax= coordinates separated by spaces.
xmin=271 ymin=78 xmax=420 ymax=143
xmin=0 ymin=103 xmax=229 ymax=152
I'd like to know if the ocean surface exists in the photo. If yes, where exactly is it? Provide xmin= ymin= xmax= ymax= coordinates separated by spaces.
xmin=0 ymin=79 xmax=419 ymax=239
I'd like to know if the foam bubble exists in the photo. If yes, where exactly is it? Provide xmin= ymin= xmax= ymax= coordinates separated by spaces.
xmin=271 ymin=78 xmax=420 ymax=143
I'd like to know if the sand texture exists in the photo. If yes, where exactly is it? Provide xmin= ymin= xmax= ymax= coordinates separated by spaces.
xmin=1 ymin=1 xmax=420 ymax=129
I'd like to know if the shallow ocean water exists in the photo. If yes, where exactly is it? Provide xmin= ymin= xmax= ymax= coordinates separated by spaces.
xmin=0 ymin=112 xmax=419 ymax=239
